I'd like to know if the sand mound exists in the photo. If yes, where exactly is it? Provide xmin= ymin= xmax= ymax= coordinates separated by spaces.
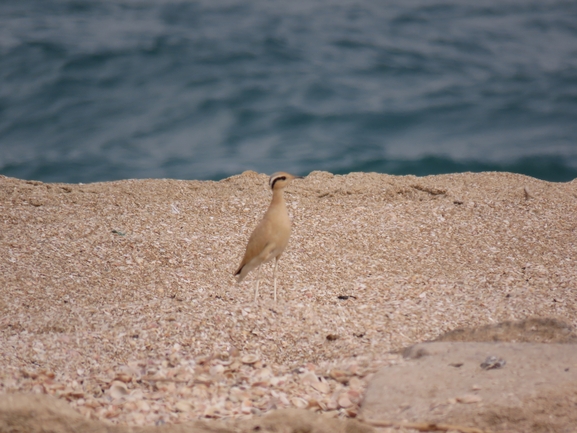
xmin=1 ymin=171 xmax=576 ymax=431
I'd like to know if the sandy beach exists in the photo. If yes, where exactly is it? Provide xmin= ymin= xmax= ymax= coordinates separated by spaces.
xmin=1 ymin=170 xmax=576 ymax=428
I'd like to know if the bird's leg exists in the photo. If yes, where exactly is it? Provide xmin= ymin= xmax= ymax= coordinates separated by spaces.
xmin=273 ymin=258 xmax=279 ymax=302
xmin=254 ymin=266 xmax=261 ymax=303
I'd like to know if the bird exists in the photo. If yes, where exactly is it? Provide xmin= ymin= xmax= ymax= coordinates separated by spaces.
xmin=234 ymin=172 xmax=303 ymax=302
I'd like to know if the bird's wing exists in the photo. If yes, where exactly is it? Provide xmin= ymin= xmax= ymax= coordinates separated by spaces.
xmin=234 ymin=218 xmax=272 ymax=275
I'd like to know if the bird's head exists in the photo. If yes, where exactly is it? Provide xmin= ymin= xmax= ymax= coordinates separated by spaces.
xmin=269 ymin=172 xmax=304 ymax=190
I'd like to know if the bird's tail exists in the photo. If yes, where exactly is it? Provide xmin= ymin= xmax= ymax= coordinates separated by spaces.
xmin=234 ymin=265 xmax=246 ymax=283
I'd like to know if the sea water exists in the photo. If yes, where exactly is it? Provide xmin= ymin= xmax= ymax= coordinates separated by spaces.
xmin=1 ymin=0 xmax=576 ymax=183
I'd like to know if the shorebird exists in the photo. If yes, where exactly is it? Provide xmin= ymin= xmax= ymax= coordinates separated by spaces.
xmin=235 ymin=172 xmax=303 ymax=302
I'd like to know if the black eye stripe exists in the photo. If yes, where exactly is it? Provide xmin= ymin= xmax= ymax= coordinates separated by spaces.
xmin=271 ymin=176 xmax=287 ymax=188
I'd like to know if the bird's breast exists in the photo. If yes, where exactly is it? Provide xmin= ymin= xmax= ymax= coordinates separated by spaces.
xmin=264 ymin=207 xmax=291 ymax=241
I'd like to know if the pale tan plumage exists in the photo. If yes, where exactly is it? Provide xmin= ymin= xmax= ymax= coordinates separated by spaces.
xmin=235 ymin=172 xmax=303 ymax=302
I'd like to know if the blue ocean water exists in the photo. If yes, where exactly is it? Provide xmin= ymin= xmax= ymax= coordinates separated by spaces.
xmin=1 ymin=0 xmax=577 ymax=183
